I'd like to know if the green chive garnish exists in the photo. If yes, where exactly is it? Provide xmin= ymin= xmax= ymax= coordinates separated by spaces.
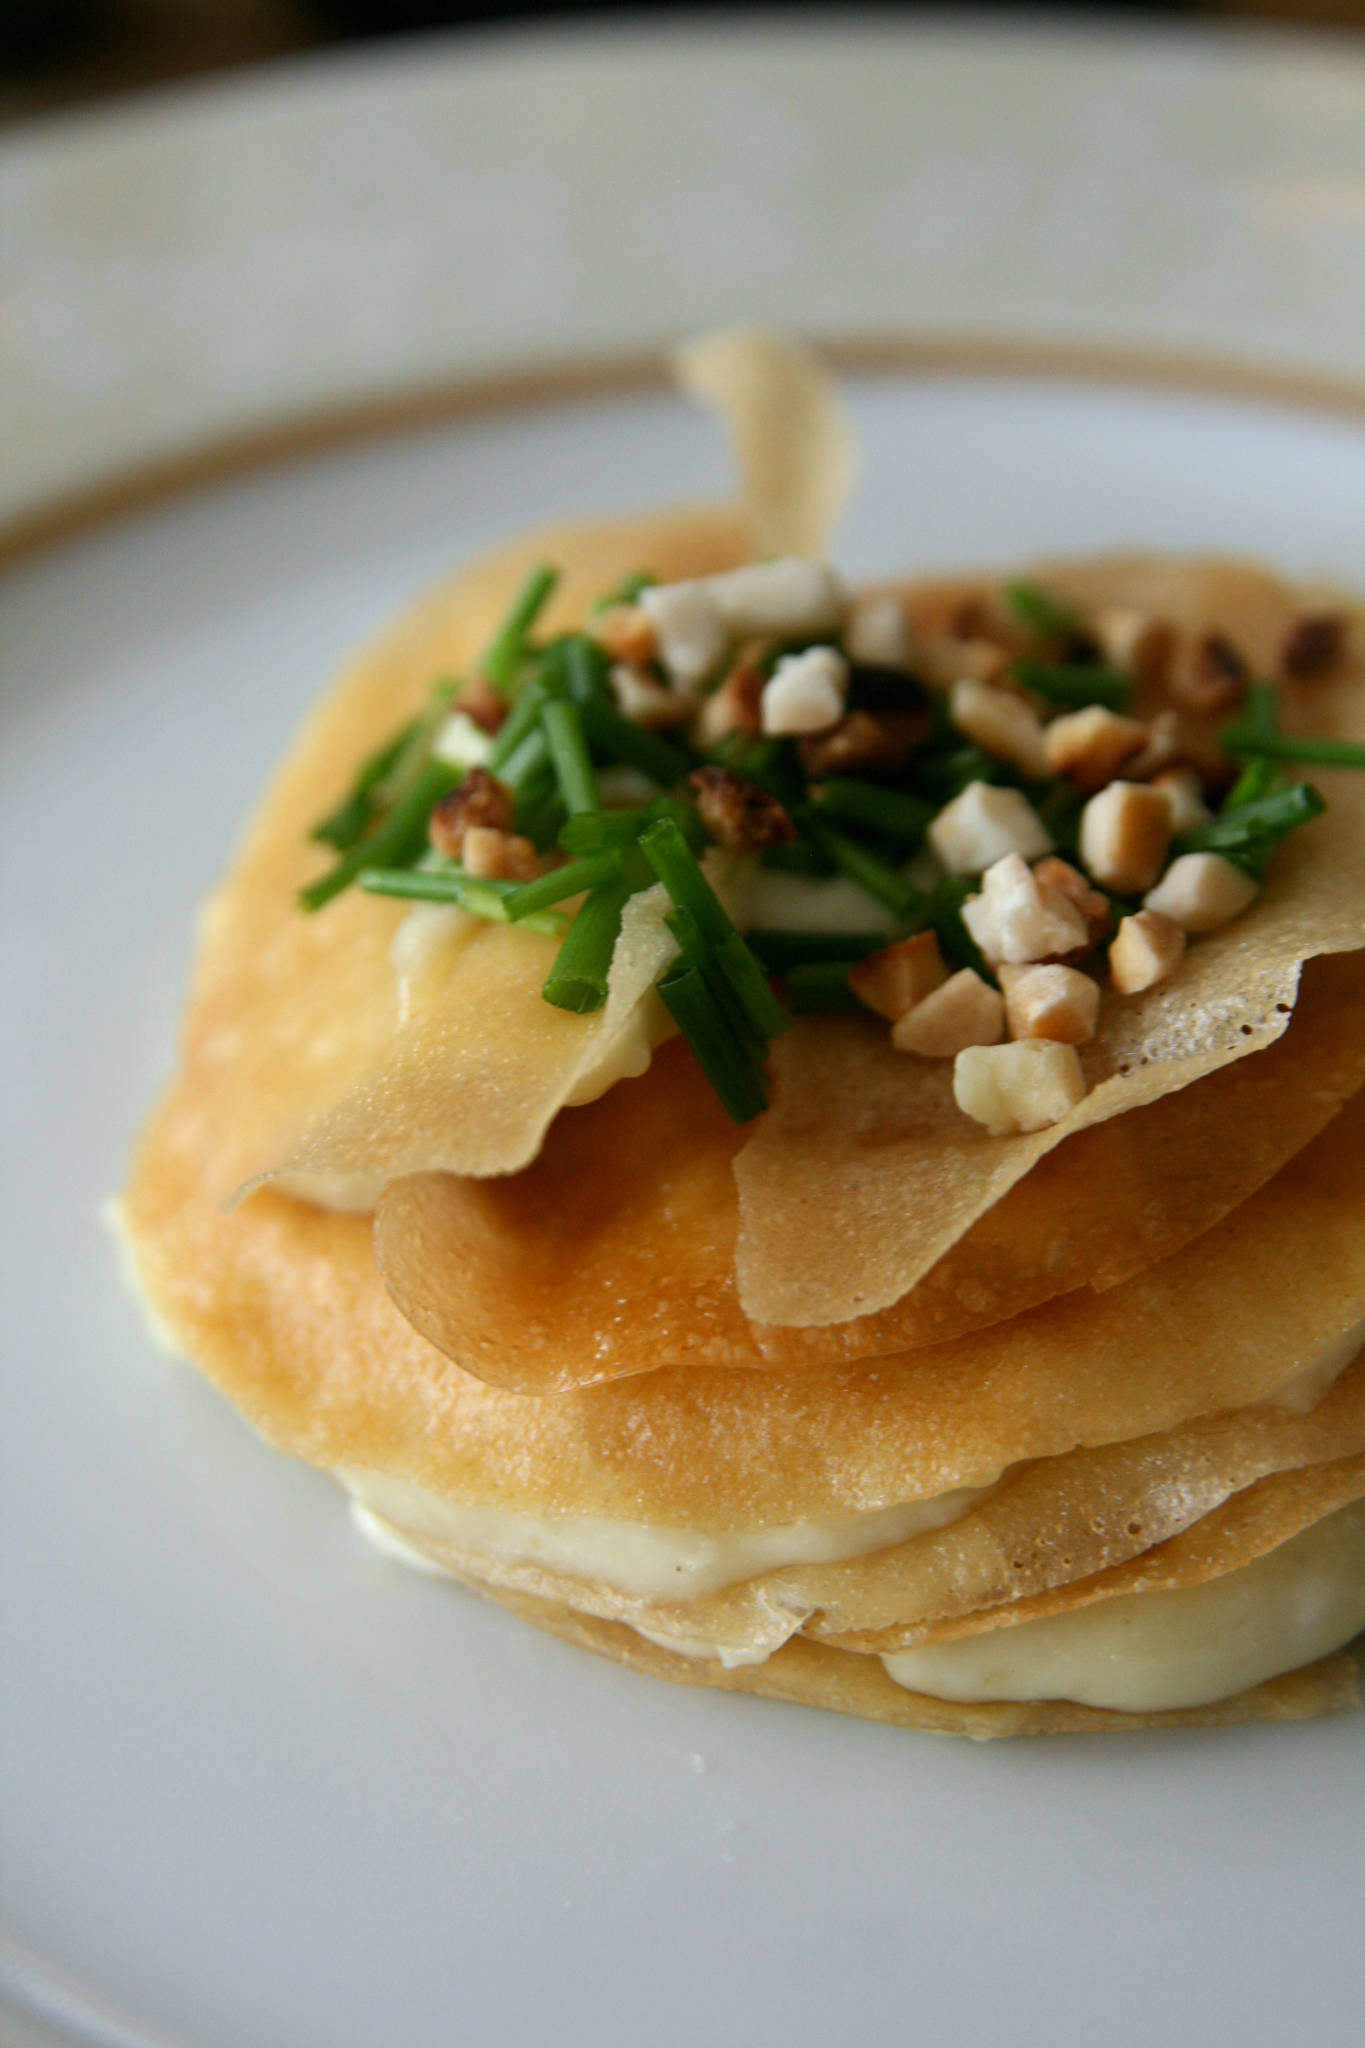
xmin=657 ymin=964 xmax=769 ymax=1123
xmin=927 ymin=875 xmax=997 ymax=986
xmin=1175 ymin=781 xmax=1326 ymax=875
xmin=503 ymin=850 xmax=622 ymax=919
xmin=310 ymin=717 xmax=417 ymax=851
xmin=591 ymin=571 xmax=657 ymax=613
xmin=1011 ymin=660 xmax=1132 ymax=712
xmin=559 ymin=809 xmax=646 ymax=854
xmin=300 ymin=757 xmax=461 ymax=912
xmin=908 ymin=744 xmax=1001 ymax=805
xmin=810 ymin=778 xmax=934 ymax=846
xmin=783 ymin=961 xmax=863 ymax=1014
xmin=578 ymin=697 xmax=689 ymax=787
xmin=746 ymin=928 xmax=893 ymax=972
xmin=1223 ymin=683 xmax=1282 ymax=808
xmin=540 ymin=697 xmax=600 ymax=815
xmin=1005 ymin=580 xmax=1083 ymax=641
xmin=479 ymin=564 xmax=558 ymax=696
xmin=804 ymin=820 xmax=921 ymax=918
xmin=541 ymin=871 xmax=633 ymax=1013
xmin=641 ymin=819 xmax=791 ymax=1047
xmin=1217 ymin=727 xmax=1365 ymax=771
xmin=357 ymin=867 xmax=567 ymax=935
xmin=638 ymin=817 xmax=736 ymax=950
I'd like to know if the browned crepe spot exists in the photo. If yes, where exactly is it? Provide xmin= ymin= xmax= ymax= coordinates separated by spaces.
xmin=736 ymin=560 xmax=1365 ymax=1326
xmin=438 ymin=1583 xmax=1361 ymax=1738
xmin=121 ymin=1081 xmax=1365 ymax=1530
xmin=376 ymin=949 xmax=1365 ymax=1392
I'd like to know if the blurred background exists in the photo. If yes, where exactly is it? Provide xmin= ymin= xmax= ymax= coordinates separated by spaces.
xmin=3 ymin=0 xmax=1363 ymax=123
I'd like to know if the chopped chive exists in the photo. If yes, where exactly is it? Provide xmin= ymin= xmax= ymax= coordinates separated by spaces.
xmin=1033 ymin=779 xmax=1086 ymax=854
xmin=591 ymin=570 xmax=657 ymax=613
xmin=1175 ymin=781 xmax=1326 ymax=875
xmin=747 ymin=928 xmax=893 ymax=972
xmin=578 ymin=697 xmax=690 ymax=786
xmin=540 ymin=697 xmax=600 ymax=815
xmin=1005 ymin=580 xmax=1082 ymax=641
xmin=638 ymin=817 xmax=735 ymax=949
xmin=1223 ymin=686 xmax=1282 ymax=808
xmin=300 ymin=757 xmax=460 ymax=912
xmin=310 ymin=717 xmax=416 ymax=850
xmin=479 ymin=564 xmax=558 ymax=696
xmin=542 ymin=872 xmax=632 ymax=1013
xmin=810 ymin=778 xmax=934 ymax=846
xmin=804 ymin=819 xmax=921 ymax=918
xmin=561 ymin=633 xmax=611 ymax=707
xmin=357 ymin=867 xmax=567 ymax=936
xmin=907 ymin=744 xmax=1001 ymax=804
xmin=927 ymin=875 xmax=997 ymax=986
xmin=1010 ymin=659 xmax=1132 ymax=712
xmin=503 ymin=850 xmax=622 ymax=919
xmin=758 ymin=841 xmax=838 ymax=878
xmin=374 ymin=678 xmax=459 ymax=808
xmin=642 ymin=819 xmax=791 ymax=1046
xmin=710 ymin=931 xmax=791 ymax=1044
xmin=783 ymin=961 xmax=863 ymax=1013
xmin=488 ymin=683 xmax=549 ymax=771
xmin=494 ymin=723 xmax=552 ymax=792
xmin=559 ymin=809 xmax=645 ymax=854
xmin=658 ymin=964 xmax=769 ymax=1124
xmin=1217 ymin=726 xmax=1365 ymax=770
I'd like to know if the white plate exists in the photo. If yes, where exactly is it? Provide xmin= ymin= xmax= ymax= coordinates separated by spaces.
xmin=3 ymin=25 xmax=1365 ymax=2048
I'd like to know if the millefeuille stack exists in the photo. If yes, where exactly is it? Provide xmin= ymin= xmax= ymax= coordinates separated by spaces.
xmin=118 ymin=339 xmax=1365 ymax=1737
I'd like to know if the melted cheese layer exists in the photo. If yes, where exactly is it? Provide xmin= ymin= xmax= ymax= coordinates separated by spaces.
xmin=882 ymin=1500 xmax=1365 ymax=1712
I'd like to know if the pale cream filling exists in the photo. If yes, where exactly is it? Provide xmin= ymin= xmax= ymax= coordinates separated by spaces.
xmin=881 ymin=1500 xmax=1365 ymax=1712
xmin=342 ymin=1467 xmax=1003 ymax=1603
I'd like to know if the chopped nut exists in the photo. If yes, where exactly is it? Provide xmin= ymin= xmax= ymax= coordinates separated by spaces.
xmin=1078 ymin=781 xmax=1172 ymax=894
xmin=706 ymin=559 xmax=847 ymax=638
xmin=1032 ymin=856 xmax=1111 ymax=951
xmin=760 ymin=646 xmax=849 ymax=736
xmin=1151 ymin=767 xmax=1211 ymax=836
xmin=693 ymin=660 xmax=766 ymax=748
xmin=609 ymin=663 xmax=694 ymax=730
xmin=949 ymin=678 xmax=1048 ymax=778
xmin=457 ymin=673 xmax=509 ymax=735
xmin=892 ymin=968 xmax=1004 ymax=1058
xmin=999 ymin=962 xmax=1100 ymax=1045
xmin=927 ymin=782 xmax=1053 ymax=876
xmin=1281 ymin=612 xmax=1345 ymax=679
xmin=640 ymin=581 xmax=730 ymax=689
xmin=1168 ymin=631 xmax=1251 ymax=716
xmin=460 ymin=824 xmax=541 ymax=882
xmin=953 ymin=1040 xmax=1088 ymax=1135
xmin=688 ymin=766 xmax=797 ymax=853
xmin=1109 ymin=910 xmax=1187 ymax=994
xmin=1092 ymin=608 xmax=1175 ymax=691
xmin=845 ymin=597 xmax=913 ymax=668
xmin=1042 ymin=705 xmax=1148 ymax=792
xmin=429 ymin=767 xmax=513 ymax=859
xmin=797 ymin=707 xmax=928 ymax=778
xmin=961 ymin=852 xmax=1089 ymax=965
xmin=1123 ymin=710 xmax=1237 ymax=796
xmin=1144 ymin=852 xmax=1258 ymax=933
xmin=917 ymin=634 xmax=1011 ymax=690
xmin=947 ymin=595 xmax=1008 ymax=644
xmin=849 ymin=931 xmax=948 ymax=1022
xmin=590 ymin=603 xmax=657 ymax=667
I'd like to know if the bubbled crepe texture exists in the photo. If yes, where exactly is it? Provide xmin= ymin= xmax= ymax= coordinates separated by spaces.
xmin=120 ymin=511 xmax=1365 ymax=1733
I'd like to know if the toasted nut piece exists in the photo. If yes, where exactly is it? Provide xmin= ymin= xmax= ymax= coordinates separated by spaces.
xmin=460 ymin=826 xmax=541 ymax=882
xmin=693 ymin=660 xmax=766 ymax=748
xmin=892 ymin=968 xmax=1004 ymax=1058
xmin=1092 ymin=608 xmax=1176 ymax=691
xmin=917 ymin=634 xmax=1010 ymax=690
xmin=1281 ymin=612 xmax=1346 ymax=679
xmin=928 ymin=782 xmax=1053 ymax=875
xmin=849 ymin=931 xmax=949 ymax=1022
xmin=1032 ymin=856 xmax=1111 ymax=950
xmin=949 ymin=678 xmax=1048 ymax=778
xmin=1078 ymin=781 xmax=1172 ymax=894
xmin=590 ymin=603 xmax=657 ymax=667
xmin=609 ymin=663 xmax=694 ymax=730
xmin=845 ymin=597 xmax=913 ymax=668
xmin=999 ymin=962 xmax=1100 ymax=1044
xmin=760 ymin=646 xmax=849 ymax=736
xmin=1123 ymin=709 xmax=1237 ymax=795
xmin=1168 ymin=630 xmax=1250 ymax=716
xmin=1144 ymin=852 xmax=1258 ymax=933
xmin=706 ymin=559 xmax=847 ymax=638
xmin=961 ymin=852 xmax=1089 ymax=965
xmin=1109 ymin=909 xmax=1187 ymax=993
xmin=429 ymin=767 xmax=513 ymax=858
xmin=797 ymin=706 xmax=928 ymax=778
xmin=688 ymin=766 xmax=797 ymax=853
xmin=953 ymin=1040 xmax=1088 ymax=1134
xmin=640 ymin=581 xmax=730 ymax=689
xmin=1152 ymin=767 xmax=1211 ymax=835
xmin=457 ymin=673 xmax=509 ymax=735
xmin=1043 ymin=705 xmax=1148 ymax=792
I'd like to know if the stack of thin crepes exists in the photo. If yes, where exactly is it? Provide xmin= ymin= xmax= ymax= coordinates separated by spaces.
xmin=119 ymin=346 xmax=1365 ymax=1737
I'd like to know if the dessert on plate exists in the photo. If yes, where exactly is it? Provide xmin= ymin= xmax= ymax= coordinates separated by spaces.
xmin=118 ymin=333 xmax=1365 ymax=1735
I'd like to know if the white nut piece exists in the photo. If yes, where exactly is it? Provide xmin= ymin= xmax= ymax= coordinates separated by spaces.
xmin=999 ymin=963 xmax=1101 ymax=1044
xmin=1109 ymin=909 xmax=1187 ymax=994
xmin=1078 ymin=780 xmax=1172 ymax=894
xmin=705 ymin=559 xmax=847 ymax=638
xmin=844 ymin=596 xmax=912 ymax=668
xmin=608 ymin=663 xmax=692 ymax=730
xmin=1151 ymin=767 xmax=1212 ymax=836
xmin=1042 ymin=706 xmax=1148 ymax=792
xmin=953 ymin=1040 xmax=1088 ymax=1135
xmin=760 ymin=645 xmax=849 ymax=736
xmin=849 ymin=931 xmax=948 ymax=1022
xmin=927 ymin=781 xmax=1054 ymax=875
xmin=949 ymin=678 xmax=1048 ymax=779
xmin=891 ymin=968 xmax=1005 ymax=1058
xmin=1144 ymin=852 xmax=1259 ymax=934
xmin=639 ymin=581 xmax=730 ymax=689
xmin=960 ymin=852 xmax=1089 ymax=965
xmin=461 ymin=826 xmax=541 ymax=882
